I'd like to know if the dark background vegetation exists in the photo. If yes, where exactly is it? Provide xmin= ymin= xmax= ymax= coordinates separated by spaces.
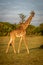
xmin=0 ymin=22 xmax=43 ymax=36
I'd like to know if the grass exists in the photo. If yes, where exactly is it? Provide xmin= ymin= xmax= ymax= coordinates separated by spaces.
xmin=0 ymin=36 xmax=43 ymax=65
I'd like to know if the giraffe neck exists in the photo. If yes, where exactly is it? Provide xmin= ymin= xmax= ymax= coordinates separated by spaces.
xmin=20 ymin=15 xmax=33 ymax=30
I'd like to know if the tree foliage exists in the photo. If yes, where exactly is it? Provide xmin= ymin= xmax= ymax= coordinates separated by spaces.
xmin=19 ymin=13 xmax=26 ymax=23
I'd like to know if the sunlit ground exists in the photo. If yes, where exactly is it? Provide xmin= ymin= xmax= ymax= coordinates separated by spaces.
xmin=0 ymin=36 xmax=43 ymax=65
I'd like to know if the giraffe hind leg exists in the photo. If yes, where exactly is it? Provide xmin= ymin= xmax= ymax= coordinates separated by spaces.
xmin=6 ymin=38 xmax=12 ymax=53
xmin=11 ymin=38 xmax=16 ymax=54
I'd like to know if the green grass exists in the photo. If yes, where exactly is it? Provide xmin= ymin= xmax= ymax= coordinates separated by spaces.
xmin=0 ymin=36 xmax=43 ymax=65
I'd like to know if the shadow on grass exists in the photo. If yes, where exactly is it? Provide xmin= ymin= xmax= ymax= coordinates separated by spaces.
xmin=30 ymin=46 xmax=43 ymax=51
xmin=21 ymin=45 xmax=43 ymax=54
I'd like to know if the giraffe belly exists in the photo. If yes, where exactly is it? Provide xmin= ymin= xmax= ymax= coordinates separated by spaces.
xmin=15 ymin=32 xmax=24 ymax=37
xmin=16 ymin=34 xmax=23 ymax=37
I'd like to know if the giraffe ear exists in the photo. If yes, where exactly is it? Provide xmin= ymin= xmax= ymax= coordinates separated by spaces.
xmin=30 ymin=11 xmax=35 ymax=17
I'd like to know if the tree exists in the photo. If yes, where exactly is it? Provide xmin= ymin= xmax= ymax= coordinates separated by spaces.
xmin=19 ymin=13 xmax=26 ymax=23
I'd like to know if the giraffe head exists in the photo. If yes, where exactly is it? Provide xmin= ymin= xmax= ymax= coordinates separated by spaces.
xmin=30 ymin=11 xmax=35 ymax=17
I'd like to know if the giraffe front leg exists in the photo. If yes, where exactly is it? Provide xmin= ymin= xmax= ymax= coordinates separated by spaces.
xmin=23 ymin=36 xmax=29 ymax=54
xmin=18 ymin=37 xmax=22 ymax=53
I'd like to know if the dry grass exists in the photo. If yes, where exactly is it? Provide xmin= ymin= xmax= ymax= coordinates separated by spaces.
xmin=0 ymin=36 xmax=43 ymax=65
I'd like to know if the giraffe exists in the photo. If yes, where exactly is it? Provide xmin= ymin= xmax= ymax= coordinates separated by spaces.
xmin=6 ymin=11 xmax=35 ymax=54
